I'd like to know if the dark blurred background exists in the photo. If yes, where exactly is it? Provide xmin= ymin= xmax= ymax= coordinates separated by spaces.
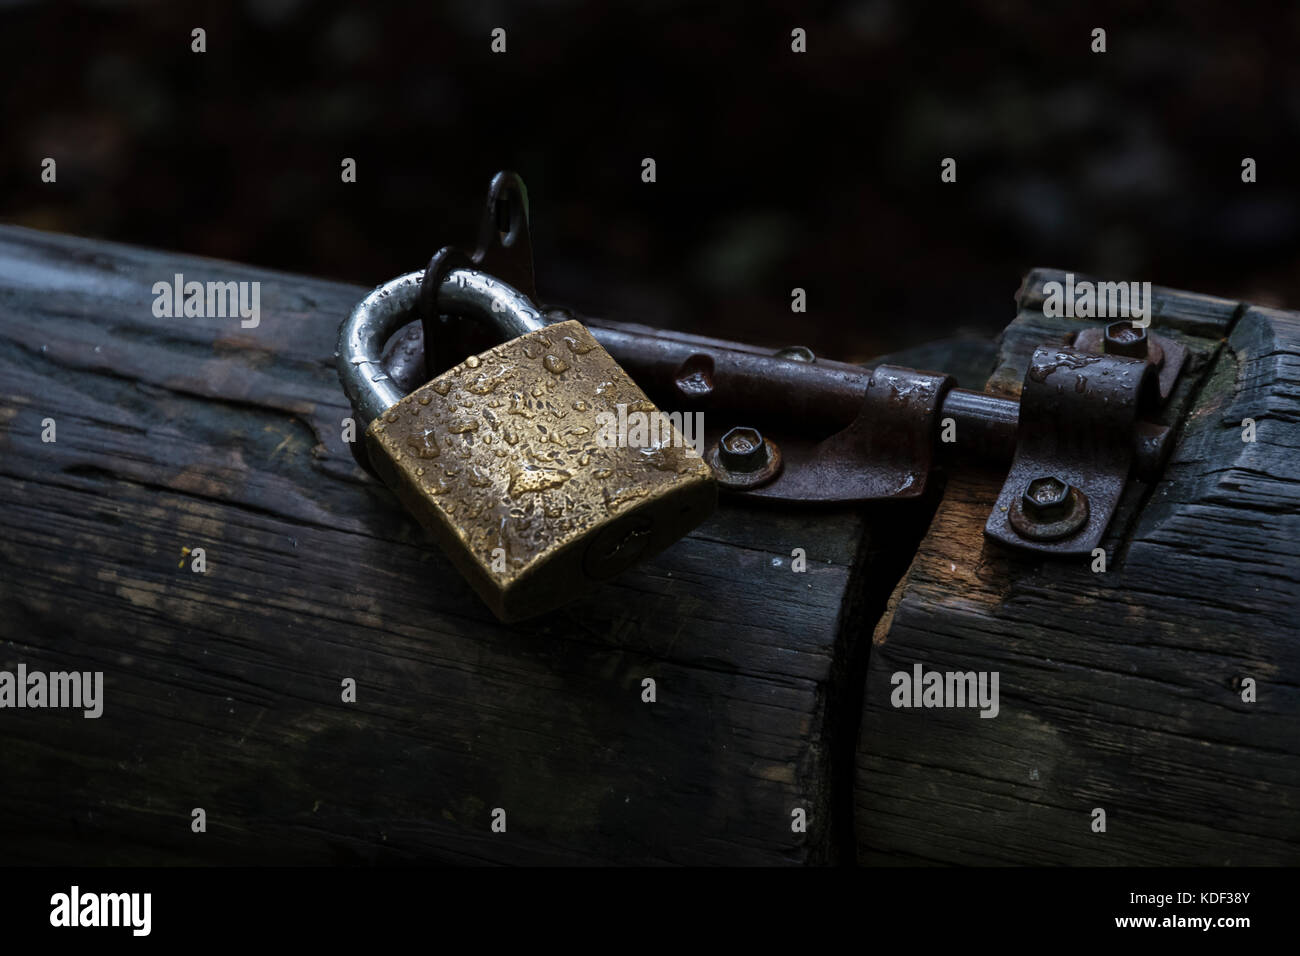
xmin=3 ymin=0 xmax=1298 ymax=361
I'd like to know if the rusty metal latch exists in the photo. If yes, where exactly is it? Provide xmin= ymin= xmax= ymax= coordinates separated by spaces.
xmin=983 ymin=345 xmax=1170 ymax=556
xmin=379 ymin=171 xmax=1181 ymax=561
xmin=732 ymin=366 xmax=955 ymax=502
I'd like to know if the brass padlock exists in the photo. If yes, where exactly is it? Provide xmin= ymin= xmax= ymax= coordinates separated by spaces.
xmin=338 ymin=267 xmax=716 ymax=621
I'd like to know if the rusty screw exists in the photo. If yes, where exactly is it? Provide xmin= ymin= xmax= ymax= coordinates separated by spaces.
xmin=1103 ymin=321 xmax=1148 ymax=359
xmin=1009 ymin=474 xmax=1090 ymax=541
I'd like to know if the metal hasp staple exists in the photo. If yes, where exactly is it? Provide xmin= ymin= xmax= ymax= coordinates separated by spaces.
xmin=983 ymin=345 xmax=1167 ymax=556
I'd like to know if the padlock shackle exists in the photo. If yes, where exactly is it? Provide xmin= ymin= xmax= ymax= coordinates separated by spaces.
xmin=337 ymin=267 xmax=546 ymax=425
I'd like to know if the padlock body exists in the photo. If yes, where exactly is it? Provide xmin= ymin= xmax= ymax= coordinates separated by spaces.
xmin=366 ymin=320 xmax=716 ymax=621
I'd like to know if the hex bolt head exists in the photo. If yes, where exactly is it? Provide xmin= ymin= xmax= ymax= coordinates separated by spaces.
xmin=1103 ymin=321 xmax=1148 ymax=359
xmin=1009 ymin=474 xmax=1091 ymax=541
xmin=707 ymin=427 xmax=783 ymax=490
xmin=718 ymin=426 xmax=768 ymax=473
xmin=1022 ymin=475 xmax=1071 ymax=518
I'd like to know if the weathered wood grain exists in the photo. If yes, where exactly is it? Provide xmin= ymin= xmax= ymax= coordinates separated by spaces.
xmin=856 ymin=269 xmax=1300 ymax=865
xmin=0 ymin=225 xmax=916 ymax=865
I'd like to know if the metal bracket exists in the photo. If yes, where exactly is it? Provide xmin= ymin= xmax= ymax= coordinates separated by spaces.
xmin=983 ymin=345 xmax=1164 ymax=556
xmin=735 ymin=365 xmax=954 ymax=502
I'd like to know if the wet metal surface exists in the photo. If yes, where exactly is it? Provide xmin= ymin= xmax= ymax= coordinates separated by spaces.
xmin=740 ymin=365 xmax=954 ymax=503
xmin=367 ymin=319 xmax=715 ymax=621
xmin=340 ymin=262 xmax=716 ymax=621
xmin=1075 ymin=323 xmax=1187 ymax=402
xmin=984 ymin=345 xmax=1157 ymax=556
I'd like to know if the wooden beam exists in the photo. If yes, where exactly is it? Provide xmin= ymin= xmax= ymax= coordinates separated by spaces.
xmin=856 ymin=272 xmax=1300 ymax=864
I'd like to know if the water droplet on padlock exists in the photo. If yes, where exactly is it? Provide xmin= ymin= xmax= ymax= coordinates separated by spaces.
xmin=565 ymin=335 xmax=597 ymax=355
xmin=405 ymin=430 xmax=441 ymax=459
xmin=507 ymin=466 xmax=573 ymax=497
xmin=467 ymin=373 xmax=502 ymax=395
